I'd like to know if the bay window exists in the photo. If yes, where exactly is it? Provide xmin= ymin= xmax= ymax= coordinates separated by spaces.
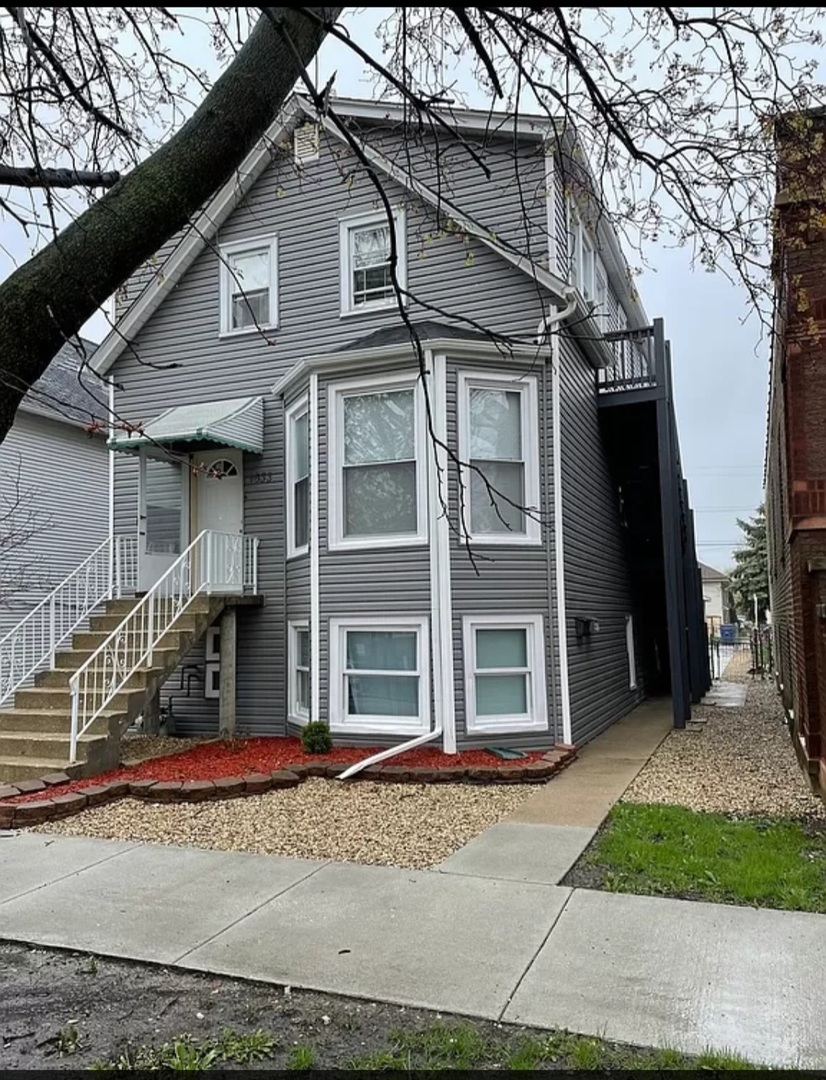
xmin=329 ymin=617 xmax=430 ymax=734
xmin=458 ymin=371 xmax=540 ymax=544
xmin=286 ymin=396 xmax=310 ymax=557
xmin=464 ymin=614 xmax=547 ymax=733
xmin=329 ymin=374 xmax=426 ymax=550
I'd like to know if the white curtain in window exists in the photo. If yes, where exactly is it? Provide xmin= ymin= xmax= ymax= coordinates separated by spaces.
xmin=346 ymin=630 xmax=418 ymax=716
xmin=469 ymin=388 xmax=525 ymax=534
xmin=230 ymin=248 xmax=269 ymax=328
xmin=343 ymin=390 xmax=417 ymax=536
xmin=352 ymin=224 xmax=390 ymax=269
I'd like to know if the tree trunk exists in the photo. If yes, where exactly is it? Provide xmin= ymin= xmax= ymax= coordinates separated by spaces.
xmin=0 ymin=7 xmax=342 ymax=445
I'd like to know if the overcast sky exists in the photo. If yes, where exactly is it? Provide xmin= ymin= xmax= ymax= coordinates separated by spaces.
xmin=2 ymin=7 xmax=767 ymax=572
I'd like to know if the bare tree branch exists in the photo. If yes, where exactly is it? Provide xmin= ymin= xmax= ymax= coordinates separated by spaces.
xmin=0 ymin=164 xmax=120 ymax=188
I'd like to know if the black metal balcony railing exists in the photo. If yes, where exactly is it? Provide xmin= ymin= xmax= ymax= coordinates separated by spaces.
xmin=597 ymin=326 xmax=658 ymax=393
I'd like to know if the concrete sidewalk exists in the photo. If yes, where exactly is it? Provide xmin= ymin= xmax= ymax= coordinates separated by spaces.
xmin=2 ymin=830 xmax=825 ymax=1068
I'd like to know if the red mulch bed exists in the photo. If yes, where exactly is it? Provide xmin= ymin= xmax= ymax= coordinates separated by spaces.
xmin=6 ymin=738 xmax=549 ymax=804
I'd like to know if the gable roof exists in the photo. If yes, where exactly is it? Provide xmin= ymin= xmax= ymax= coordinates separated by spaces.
xmin=20 ymin=338 xmax=107 ymax=427
xmin=90 ymin=95 xmax=645 ymax=378
xmin=700 ymin=562 xmax=729 ymax=583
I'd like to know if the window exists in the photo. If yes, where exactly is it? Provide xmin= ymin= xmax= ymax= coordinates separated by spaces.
xmin=463 ymin=615 xmax=547 ymax=733
xmin=626 ymin=614 xmax=637 ymax=690
xmin=219 ymin=237 xmax=277 ymax=334
xmin=329 ymin=617 xmax=430 ymax=734
xmin=328 ymin=374 xmax=427 ymax=550
xmin=286 ymin=396 xmax=310 ymax=557
xmin=457 ymin=372 xmax=540 ymax=544
xmin=289 ymin=622 xmax=310 ymax=722
xmin=581 ymin=232 xmax=595 ymax=301
xmin=340 ymin=210 xmax=406 ymax=314
xmin=567 ymin=209 xmax=581 ymax=290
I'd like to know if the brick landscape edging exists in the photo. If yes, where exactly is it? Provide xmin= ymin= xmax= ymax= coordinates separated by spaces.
xmin=0 ymin=743 xmax=577 ymax=831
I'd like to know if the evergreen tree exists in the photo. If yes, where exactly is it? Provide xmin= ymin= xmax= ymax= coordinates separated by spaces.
xmin=729 ymin=504 xmax=769 ymax=624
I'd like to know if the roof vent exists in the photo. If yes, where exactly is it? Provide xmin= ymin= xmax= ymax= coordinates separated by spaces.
xmin=294 ymin=122 xmax=319 ymax=165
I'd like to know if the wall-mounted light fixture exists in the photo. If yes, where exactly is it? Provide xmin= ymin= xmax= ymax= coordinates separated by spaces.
xmin=575 ymin=616 xmax=600 ymax=640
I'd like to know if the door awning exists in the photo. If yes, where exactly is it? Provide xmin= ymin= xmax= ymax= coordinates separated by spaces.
xmin=108 ymin=396 xmax=264 ymax=455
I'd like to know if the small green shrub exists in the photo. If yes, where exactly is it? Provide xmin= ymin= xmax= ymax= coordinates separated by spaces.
xmin=301 ymin=721 xmax=333 ymax=754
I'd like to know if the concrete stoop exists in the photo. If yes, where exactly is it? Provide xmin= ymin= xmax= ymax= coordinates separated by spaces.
xmin=0 ymin=595 xmax=226 ymax=783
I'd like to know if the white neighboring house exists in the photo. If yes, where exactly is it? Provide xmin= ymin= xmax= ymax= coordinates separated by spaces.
xmin=0 ymin=339 xmax=108 ymax=637
xmin=700 ymin=562 xmax=730 ymax=633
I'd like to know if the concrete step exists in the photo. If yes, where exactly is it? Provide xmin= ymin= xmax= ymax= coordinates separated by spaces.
xmin=34 ymin=666 xmax=162 ymax=691
xmin=71 ymin=628 xmax=191 ymax=654
xmin=0 ymin=757 xmax=85 ymax=783
xmin=103 ymin=595 xmax=213 ymax=618
xmin=0 ymin=731 xmax=107 ymax=761
xmin=53 ymin=646 xmax=180 ymax=671
xmin=89 ymin=611 xmax=203 ymax=635
xmin=15 ymin=686 xmax=144 ymax=713
xmin=0 ymin=709 xmax=119 ymax=735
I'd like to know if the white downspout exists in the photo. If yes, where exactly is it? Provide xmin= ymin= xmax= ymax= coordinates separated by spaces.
xmin=539 ymin=295 xmax=577 ymax=746
xmin=309 ymin=373 xmax=321 ymax=728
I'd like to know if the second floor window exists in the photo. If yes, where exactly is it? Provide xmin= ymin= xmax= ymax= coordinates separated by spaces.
xmin=328 ymin=374 xmax=426 ymax=550
xmin=340 ymin=210 xmax=406 ymax=315
xmin=220 ymin=237 xmax=277 ymax=334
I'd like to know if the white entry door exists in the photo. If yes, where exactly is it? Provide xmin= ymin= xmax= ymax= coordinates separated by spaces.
xmin=138 ymin=449 xmax=190 ymax=592
xmin=193 ymin=449 xmax=244 ymax=593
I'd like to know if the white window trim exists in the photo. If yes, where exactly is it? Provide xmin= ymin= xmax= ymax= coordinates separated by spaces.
xmin=463 ymin=614 xmax=548 ymax=734
xmin=339 ymin=208 xmax=407 ymax=317
xmin=329 ymin=615 xmax=430 ymax=736
xmin=204 ymin=662 xmax=220 ymax=699
xmin=285 ymin=393 xmax=310 ymax=559
xmin=205 ymin=626 xmax=221 ymax=663
xmin=457 ymin=370 xmax=541 ymax=546
xmin=626 ymin=614 xmax=637 ymax=691
xmin=288 ymin=621 xmax=311 ymax=725
xmin=327 ymin=370 xmax=428 ymax=552
xmin=219 ymin=235 xmax=278 ymax=337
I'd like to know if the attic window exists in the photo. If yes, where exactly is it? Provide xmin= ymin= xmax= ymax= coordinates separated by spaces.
xmin=294 ymin=122 xmax=319 ymax=165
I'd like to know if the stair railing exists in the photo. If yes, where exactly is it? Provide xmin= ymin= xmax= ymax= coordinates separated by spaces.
xmin=0 ymin=535 xmax=137 ymax=707
xmin=68 ymin=529 xmax=248 ymax=763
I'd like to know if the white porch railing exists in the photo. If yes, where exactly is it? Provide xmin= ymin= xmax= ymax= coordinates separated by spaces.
xmin=0 ymin=535 xmax=138 ymax=706
xmin=69 ymin=530 xmax=258 ymax=763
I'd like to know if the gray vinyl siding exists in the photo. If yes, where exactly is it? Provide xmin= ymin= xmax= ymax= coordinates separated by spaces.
xmin=446 ymin=355 xmax=559 ymax=750
xmin=560 ymin=334 xmax=644 ymax=744
xmin=0 ymin=412 xmax=107 ymax=637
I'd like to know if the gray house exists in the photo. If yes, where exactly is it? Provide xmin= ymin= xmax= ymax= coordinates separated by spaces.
xmin=0 ymin=96 xmax=709 ymax=780
xmin=0 ymin=339 xmax=108 ymax=638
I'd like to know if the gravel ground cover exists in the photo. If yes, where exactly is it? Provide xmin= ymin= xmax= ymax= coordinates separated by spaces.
xmin=32 ymin=778 xmax=531 ymax=869
xmin=623 ymin=660 xmax=825 ymax=820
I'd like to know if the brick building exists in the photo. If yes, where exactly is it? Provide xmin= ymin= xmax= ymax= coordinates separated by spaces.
xmin=765 ymin=110 xmax=826 ymax=794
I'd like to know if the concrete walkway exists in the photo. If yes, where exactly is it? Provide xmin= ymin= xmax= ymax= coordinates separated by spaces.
xmin=2 ymin=830 xmax=825 ymax=1068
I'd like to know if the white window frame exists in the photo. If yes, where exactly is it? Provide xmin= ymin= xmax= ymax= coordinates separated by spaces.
xmin=457 ymin=370 xmax=541 ymax=546
xmin=463 ymin=614 xmax=548 ymax=734
xmin=204 ymin=662 xmax=220 ymax=699
xmin=219 ymin=235 xmax=278 ymax=337
xmin=286 ymin=393 xmax=310 ymax=559
xmin=339 ymin=208 xmax=407 ymax=316
xmin=205 ymin=626 xmax=221 ymax=662
xmin=329 ymin=615 xmax=430 ymax=736
xmin=327 ymin=371 xmax=428 ymax=552
xmin=289 ymin=621 xmax=311 ymax=724
xmin=626 ymin=614 xmax=637 ymax=690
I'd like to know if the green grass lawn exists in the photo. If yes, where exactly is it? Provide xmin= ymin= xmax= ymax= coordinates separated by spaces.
xmin=578 ymin=803 xmax=826 ymax=912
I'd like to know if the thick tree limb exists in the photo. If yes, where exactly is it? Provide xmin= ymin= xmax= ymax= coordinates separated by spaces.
xmin=0 ymin=6 xmax=342 ymax=445
xmin=0 ymin=165 xmax=121 ymax=189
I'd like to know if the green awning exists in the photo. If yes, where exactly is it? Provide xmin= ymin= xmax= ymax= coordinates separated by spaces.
xmin=108 ymin=396 xmax=264 ymax=454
